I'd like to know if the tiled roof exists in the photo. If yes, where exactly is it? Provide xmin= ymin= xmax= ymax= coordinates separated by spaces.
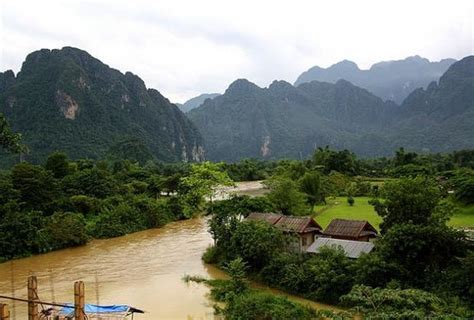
xmin=246 ymin=212 xmax=283 ymax=225
xmin=244 ymin=212 xmax=322 ymax=234
xmin=323 ymin=219 xmax=377 ymax=238
xmin=274 ymin=215 xmax=322 ymax=233
xmin=306 ymin=237 xmax=375 ymax=258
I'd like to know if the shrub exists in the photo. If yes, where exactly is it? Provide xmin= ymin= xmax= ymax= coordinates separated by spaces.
xmin=42 ymin=212 xmax=88 ymax=250
xmin=230 ymin=221 xmax=285 ymax=270
xmin=347 ymin=196 xmax=355 ymax=206
xmin=223 ymin=291 xmax=318 ymax=320
xmin=202 ymin=245 xmax=222 ymax=264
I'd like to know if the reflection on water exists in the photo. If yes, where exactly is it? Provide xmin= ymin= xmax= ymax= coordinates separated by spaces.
xmin=0 ymin=182 xmax=337 ymax=320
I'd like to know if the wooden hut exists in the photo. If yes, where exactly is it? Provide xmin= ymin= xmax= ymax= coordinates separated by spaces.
xmin=322 ymin=219 xmax=378 ymax=241
xmin=245 ymin=213 xmax=322 ymax=252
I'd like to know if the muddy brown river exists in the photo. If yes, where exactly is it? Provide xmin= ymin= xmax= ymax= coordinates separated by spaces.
xmin=0 ymin=181 xmax=337 ymax=319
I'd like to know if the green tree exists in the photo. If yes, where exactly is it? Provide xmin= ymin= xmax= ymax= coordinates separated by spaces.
xmin=45 ymin=151 xmax=70 ymax=178
xmin=299 ymin=171 xmax=323 ymax=212
xmin=451 ymin=169 xmax=474 ymax=204
xmin=225 ymin=257 xmax=249 ymax=294
xmin=62 ymin=167 xmax=116 ymax=198
xmin=223 ymin=291 xmax=318 ymax=320
xmin=11 ymin=162 xmax=60 ymax=212
xmin=230 ymin=221 xmax=285 ymax=269
xmin=265 ymin=176 xmax=306 ymax=215
xmin=394 ymin=147 xmax=418 ymax=166
xmin=305 ymin=246 xmax=354 ymax=303
xmin=0 ymin=112 xmax=26 ymax=153
xmin=42 ymin=212 xmax=88 ymax=250
xmin=377 ymin=223 xmax=466 ymax=287
xmin=347 ymin=195 xmax=355 ymax=206
xmin=313 ymin=147 xmax=358 ymax=175
xmin=0 ymin=204 xmax=42 ymax=259
xmin=371 ymin=177 xmax=445 ymax=234
xmin=179 ymin=162 xmax=233 ymax=217
xmin=341 ymin=285 xmax=458 ymax=319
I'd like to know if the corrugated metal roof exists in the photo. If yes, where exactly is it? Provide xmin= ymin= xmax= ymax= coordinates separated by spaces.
xmin=246 ymin=212 xmax=283 ymax=225
xmin=323 ymin=219 xmax=377 ymax=238
xmin=274 ymin=216 xmax=322 ymax=233
xmin=306 ymin=237 xmax=375 ymax=258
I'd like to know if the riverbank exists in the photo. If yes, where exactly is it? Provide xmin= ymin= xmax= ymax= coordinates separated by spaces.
xmin=0 ymin=215 xmax=340 ymax=320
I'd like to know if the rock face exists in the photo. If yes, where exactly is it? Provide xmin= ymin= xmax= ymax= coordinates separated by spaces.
xmin=295 ymin=56 xmax=456 ymax=104
xmin=0 ymin=47 xmax=204 ymax=164
xmin=178 ymin=93 xmax=221 ymax=113
xmin=188 ymin=57 xmax=474 ymax=161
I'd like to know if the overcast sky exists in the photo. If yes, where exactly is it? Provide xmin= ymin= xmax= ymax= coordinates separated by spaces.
xmin=1 ymin=0 xmax=473 ymax=102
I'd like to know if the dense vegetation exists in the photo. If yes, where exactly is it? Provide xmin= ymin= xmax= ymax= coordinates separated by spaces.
xmin=201 ymin=147 xmax=474 ymax=319
xmin=189 ymin=56 xmax=473 ymax=161
xmin=0 ymin=47 xmax=204 ymax=166
xmin=294 ymin=55 xmax=455 ymax=103
xmin=0 ymin=152 xmax=231 ymax=262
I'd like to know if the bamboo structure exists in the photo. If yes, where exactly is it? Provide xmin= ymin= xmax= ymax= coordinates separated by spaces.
xmin=1 ymin=277 xmax=142 ymax=319
xmin=0 ymin=304 xmax=9 ymax=320
xmin=27 ymin=276 xmax=39 ymax=320
xmin=74 ymin=281 xmax=85 ymax=320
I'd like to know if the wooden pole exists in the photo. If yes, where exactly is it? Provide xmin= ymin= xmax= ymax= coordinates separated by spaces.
xmin=27 ymin=276 xmax=39 ymax=320
xmin=0 ymin=304 xmax=9 ymax=320
xmin=74 ymin=281 xmax=85 ymax=320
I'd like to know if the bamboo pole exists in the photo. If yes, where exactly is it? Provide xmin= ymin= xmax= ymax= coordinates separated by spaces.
xmin=27 ymin=276 xmax=39 ymax=320
xmin=0 ymin=304 xmax=9 ymax=320
xmin=74 ymin=281 xmax=85 ymax=320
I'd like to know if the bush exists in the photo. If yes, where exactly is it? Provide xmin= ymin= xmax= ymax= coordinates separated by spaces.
xmin=207 ymin=195 xmax=274 ymax=217
xmin=341 ymin=285 xmax=471 ymax=319
xmin=347 ymin=196 xmax=355 ymax=206
xmin=223 ymin=291 xmax=318 ymax=320
xmin=42 ymin=212 xmax=88 ymax=250
xmin=202 ymin=245 xmax=222 ymax=264
xmin=230 ymin=221 xmax=285 ymax=270
xmin=69 ymin=195 xmax=101 ymax=216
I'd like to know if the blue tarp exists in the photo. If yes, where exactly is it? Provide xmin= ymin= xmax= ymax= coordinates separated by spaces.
xmin=60 ymin=303 xmax=130 ymax=315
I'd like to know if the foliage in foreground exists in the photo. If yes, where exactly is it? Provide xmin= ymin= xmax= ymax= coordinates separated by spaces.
xmin=341 ymin=285 xmax=473 ymax=319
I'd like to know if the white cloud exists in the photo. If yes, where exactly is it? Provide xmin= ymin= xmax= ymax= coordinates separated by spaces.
xmin=1 ymin=0 xmax=473 ymax=102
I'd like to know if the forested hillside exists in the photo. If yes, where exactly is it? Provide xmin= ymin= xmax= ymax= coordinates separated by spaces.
xmin=0 ymin=47 xmax=204 ymax=165
xmin=189 ymin=57 xmax=474 ymax=161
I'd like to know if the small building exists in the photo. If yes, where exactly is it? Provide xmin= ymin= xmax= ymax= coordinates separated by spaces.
xmin=245 ymin=212 xmax=322 ymax=252
xmin=246 ymin=212 xmax=283 ymax=225
xmin=306 ymin=237 xmax=375 ymax=259
xmin=322 ymin=219 xmax=378 ymax=241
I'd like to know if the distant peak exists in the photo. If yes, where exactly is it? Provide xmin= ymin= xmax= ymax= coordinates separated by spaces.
xmin=225 ymin=79 xmax=260 ymax=95
xmin=330 ymin=60 xmax=360 ymax=71
xmin=268 ymin=80 xmax=293 ymax=90
xmin=335 ymin=79 xmax=354 ymax=86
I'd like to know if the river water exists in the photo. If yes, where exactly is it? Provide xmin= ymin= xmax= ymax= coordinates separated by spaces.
xmin=0 ymin=181 xmax=336 ymax=320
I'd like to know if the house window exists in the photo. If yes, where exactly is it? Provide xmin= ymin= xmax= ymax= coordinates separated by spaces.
xmin=302 ymin=237 xmax=307 ymax=246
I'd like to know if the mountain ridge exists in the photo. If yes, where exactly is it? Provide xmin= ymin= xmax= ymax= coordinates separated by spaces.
xmin=295 ymin=56 xmax=456 ymax=103
xmin=189 ymin=56 xmax=473 ymax=161
xmin=0 ymin=47 xmax=205 ymax=165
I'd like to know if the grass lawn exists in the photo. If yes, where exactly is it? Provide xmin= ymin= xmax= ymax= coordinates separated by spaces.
xmin=313 ymin=197 xmax=474 ymax=229
xmin=314 ymin=197 xmax=382 ymax=229
xmin=448 ymin=204 xmax=474 ymax=228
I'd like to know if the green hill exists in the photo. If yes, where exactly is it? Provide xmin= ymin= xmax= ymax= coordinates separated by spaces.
xmin=0 ymin=47 xmax=204 ymax=165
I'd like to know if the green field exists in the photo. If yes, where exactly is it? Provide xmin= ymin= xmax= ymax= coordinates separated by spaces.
xmin=313 ymin=197 xmax=474 ymax=229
